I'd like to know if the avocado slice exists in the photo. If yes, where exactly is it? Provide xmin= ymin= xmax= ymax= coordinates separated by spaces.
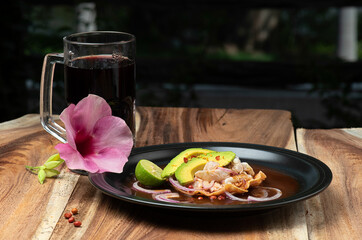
xmin=198 ymin=151 xmax=236 ymax=166
xmin=175 ymin=158 xmax=208 ymax=185
xmin=161 ymin=148 xmax=214 ymax=178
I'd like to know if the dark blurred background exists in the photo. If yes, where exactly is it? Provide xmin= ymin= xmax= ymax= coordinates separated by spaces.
xmin=1 ymin=1 xmax=361 ymax=128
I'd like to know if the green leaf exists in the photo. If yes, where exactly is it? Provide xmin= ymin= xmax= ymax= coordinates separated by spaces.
xmin=45 ymin=153 xmax=60 ymax=163
xmin=38 ymin=169 xmax=46 ymax=184
xmin=43 ymin=159 xmax=64 ymax=169
xmin=43 ymin=153 xmax=64 ymax=169
xmin=44 ymin=169 xmax=60 ymax=178
xmin=26 ymin=153 xmax=64 ymax=184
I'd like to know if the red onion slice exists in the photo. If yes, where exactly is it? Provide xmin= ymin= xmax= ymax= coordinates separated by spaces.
xmin=153 ymin=192 xmax=181 ymax=203
xmin=247 ymin=187 xmax=282 ymax=202
xmin=250 ymin=187 xmax=268 ymax=198
xmin=168 ymin=177 xmax=196 ymax=194
xmin=225 ymin=191 xmax=249 ymax=202
xmin=132 ymin=181 xmax=171 ymax=194
xmin=225 ymin=187 xmax=282 ymax=202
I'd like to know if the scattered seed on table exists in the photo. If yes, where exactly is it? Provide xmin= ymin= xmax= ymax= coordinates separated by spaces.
xmin=71 ymin=208 xmax=78 ymax=215
xmin=74 ymin=221 xmax=82 ymax=227
xmin=68 ymin=217 xmax=75 ymax=223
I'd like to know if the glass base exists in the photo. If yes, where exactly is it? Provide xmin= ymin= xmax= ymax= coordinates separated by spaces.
xmin=70 ymin=169 xmax=88 ymax=175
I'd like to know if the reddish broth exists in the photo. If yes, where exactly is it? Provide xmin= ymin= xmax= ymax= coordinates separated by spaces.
xmin=128 ymin=164 xmax=299 ymax=205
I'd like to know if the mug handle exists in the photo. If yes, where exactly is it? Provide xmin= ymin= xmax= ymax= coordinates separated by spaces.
xmin=40 ymin=53 xmax=67 ymax=143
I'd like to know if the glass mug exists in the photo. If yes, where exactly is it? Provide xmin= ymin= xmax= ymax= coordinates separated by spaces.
xmin=40 ymin=31 xmax=136 ymax=143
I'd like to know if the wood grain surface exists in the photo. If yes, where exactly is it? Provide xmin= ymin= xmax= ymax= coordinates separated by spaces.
xmin=297 ymin=128 xmax=362 ymax=240
xmin=1 ymin=107 xmax=357 ymax=239
xmin=135 ymin=107 xmax=296 ymax=150
xmin=0 ymin=114 xmax=79 ymax=240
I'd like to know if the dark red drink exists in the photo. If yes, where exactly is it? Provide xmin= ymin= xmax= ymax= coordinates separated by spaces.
xmin=64 ymin=55 xmax=136 ymax=133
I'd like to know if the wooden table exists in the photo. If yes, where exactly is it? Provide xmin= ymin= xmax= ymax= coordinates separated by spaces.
xmin=0 ymin=107 xmax=360 ymax=240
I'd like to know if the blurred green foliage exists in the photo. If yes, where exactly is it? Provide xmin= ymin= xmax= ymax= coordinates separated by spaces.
xmin=0 ymin=2 xmax=29 ymax=121
xmin=0 ymin=2 xmax=360 ymax=127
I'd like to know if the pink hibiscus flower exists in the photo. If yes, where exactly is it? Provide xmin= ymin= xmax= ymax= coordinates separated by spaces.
xmin=55 ymin=94 xmax=133 ymax=173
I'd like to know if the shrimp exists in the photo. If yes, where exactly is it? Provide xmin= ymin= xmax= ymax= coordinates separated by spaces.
xmin=229 ymin=156 xmax=244 ymax=173
xmin=241 ymin=162 xmax=255 ymax=176
xmin=195 ymin=165 xmax=231 ymax=182
xmin=228 ymin=157 xmax=255 ymax=176
xmin=203 ymin=161 xmax=219 ymax=170
xmin=174 ymin=155 xmax=267 ymax=197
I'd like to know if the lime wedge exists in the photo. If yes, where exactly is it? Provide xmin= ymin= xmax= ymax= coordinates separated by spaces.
xmin=135 ymin=159 xmax=165 ymax=187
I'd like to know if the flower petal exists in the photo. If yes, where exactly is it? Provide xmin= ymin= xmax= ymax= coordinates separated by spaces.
xmin=91 ymin=116 xmax=134 ymax=155
xmin=86 ymin=148 xmax=129 ymax=173
xmin=60 ymin=94 xmax=112 ymax=146
xmin=59 ymin=104 xmax=77 ymax=148
xmin=55 ymin=143 xmax=90 ymax=171
xmin=57 ymin=94 xmax=134 ymax=173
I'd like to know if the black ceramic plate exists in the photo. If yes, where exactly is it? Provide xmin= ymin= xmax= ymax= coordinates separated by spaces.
xmin=88 ymin=142 xmax=332 ymax=212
